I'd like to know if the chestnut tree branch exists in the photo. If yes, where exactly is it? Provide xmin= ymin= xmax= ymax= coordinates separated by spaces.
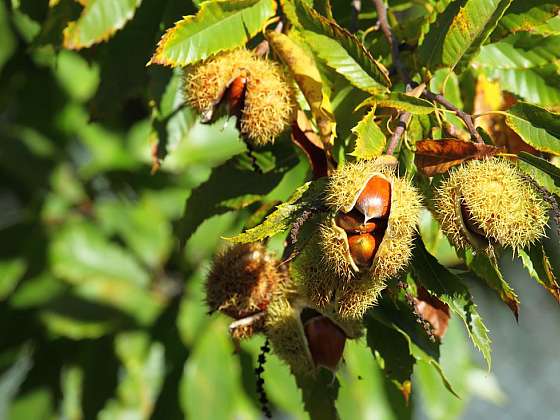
xmin=371 ymin=0 xmax=483 ymax=147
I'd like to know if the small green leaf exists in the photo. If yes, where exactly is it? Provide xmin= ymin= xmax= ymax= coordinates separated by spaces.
xmin=150 ymin=0 xmax=277 ymax=67
xmin=419 ymin=0 xmax=513 ymax=72
xmin=177 ymin=155 xmax=293 ymax=245
xmin=225 ymin=181 xmax=318 ymax=243
xmin=293 ymin=0 xmax=390 ymax=89
xmin=0 ymin=346 xmax=33 ymax=420
xmin=366 ymin=316 xmax=415 ymax=399
xmin=0 ymin=259 xmax=26 ymax=301
xmin=462 ymin=250 xmax=520 ymax=318
xmin=295 ymin=370 xmax=340 ymax=420
xmin=519 ymin=245 xmax=560 ymax=304
xmin=412 ymin=239 xmax=492 ymax=369
xmin=518 ymin=152 xmax=560 ymax=186
xmin=99 ymin=333 xmax=165 ymax=420
xmin=63 ymin=0 xmax=143 ymax=49
xmin=496 ymin=0 xmax=560 ymax=37
xmin=350 ymin=108 xmax=386 ymax=159
xmin=504 ymin=102 xmax=560 ymax=155
xmin=357 ymin=93 xmax=435 ymax=115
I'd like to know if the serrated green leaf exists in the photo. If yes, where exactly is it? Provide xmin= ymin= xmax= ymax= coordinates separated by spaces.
xmin=475 ymin=34 xmax=560 ymax=106
xmin=462 ymin=250 xmax=520 ymax=318
xmin=225 ymin=181 xmax=316 ymax=243
xmin=496 ymin=0 xmax=560 ymax=37
xmin=357 ymin=93 xmax=436 ymax=115
xmin=266 ymin=31 xmax=334 ymax=143
xmin=99 ymin=332 xmax=165 ymax=420
xmin=50 ymin=223 xmax=163 ymax=325
xmin=518 ymin=152 xmax=560 ymax=187
xmin=412 ymin=238 xmax=492 ymax=369
xmin=519 ymin=245 xmax=560 ymax=303
xmin=366 ymin=305 xmax=460 ymax=399
xmin=181 ymin=318 xmax=258 ymax=419
xmin=0 ymin=346 xmax=33 ymax=420
xmin=349 ymin=108 xmax=386 ymax=159
xmin=419 ymin=0 xmax=513 ymax=72
xmin=63 ymin=0 xmax=143 ymax=49
xmin=150 ymin=0 xmax=277 ymax=67
xmin=366 ymin=316 xmax=415 ymax=397
xmin=295 ymin=370 xmax=340 ymax=420
xmin=293 ymin=0 xmax=390 ymax=89
xmin=177 ymin=155 xmax=293 ymax=245
xmin=0 ymin=259 xmax=26 ymax=301
xmin=503 ymin=102 xmax=560 ymax=155
xmin=51 ymin=222 xmax=150 ymax=288
xmin=301 ymin=30 xmax=385 ymax=93
xmin=60 ymin=366 xmax=83 ymax=420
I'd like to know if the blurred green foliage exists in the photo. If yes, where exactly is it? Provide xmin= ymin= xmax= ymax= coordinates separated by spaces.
xmin=1 ymin=0 xmax=559 ymax=419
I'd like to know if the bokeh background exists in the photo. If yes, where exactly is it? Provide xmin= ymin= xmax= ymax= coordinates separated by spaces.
xmin=1 ymin=1 xmax=559 ymax=419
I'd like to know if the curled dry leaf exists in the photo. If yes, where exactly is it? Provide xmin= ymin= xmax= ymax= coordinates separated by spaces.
xmin=291 ymin=110 xmax=330 ymax=179
xmin=415 ymin=138 xmax=504 ymax=176
xmin=414 ymin=287 xmax=450 ymax=339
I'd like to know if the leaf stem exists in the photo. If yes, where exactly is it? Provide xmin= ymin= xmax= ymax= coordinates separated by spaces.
xmin=371 ymin=0 xmax=483 ymax=147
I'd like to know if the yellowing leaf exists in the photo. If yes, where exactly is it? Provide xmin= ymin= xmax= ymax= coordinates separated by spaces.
xmin=150 ymin=0 xmax=277 ymax=67
xmin=267 ymin=31 xmax=334 ymax=144
xmin=350 ymin=108 xmax=386 ymax=159
xmin=63 ymin=0 xmax=143 ymax=50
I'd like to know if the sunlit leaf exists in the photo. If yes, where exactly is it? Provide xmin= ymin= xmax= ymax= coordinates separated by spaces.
xmin=150 ymin=0 xmax=277 ymax=67
xmin=412 ymin=239 xmax=492 ymax=369
xmin=63 ymin=0 xmax=143 ymax=49
xmin=519 ymin=245 xmax=560 ymax=304
xmin=419 ymin=0 xmax=513 ymax=72
xmin=415 ymin=139 xmax=503 ymax=176
xmin=266 ymin=31 xmax=334 ymax=143
xmin=462 ymin=250 xmax=520 ymax=318
xmin=291 ymin=1 xmax=390 ymax=90
xmin=225 ymin=181 xmax=317 ymax=243
xmin=350 ymin=108 xmax=386 ymax=159
xmin=504 ymin=102 xmax=560 ymax=155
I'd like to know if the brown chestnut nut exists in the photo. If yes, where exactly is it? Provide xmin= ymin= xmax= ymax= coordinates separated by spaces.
xmin=347 ymin=233 xmax=378 ymax=268
xmin=304 ymin=316 xmax=346 ymax=370
xmin=355 ymin=176 xmax=391 ymax=221
xmin=460 ymin=199 xmax=486 ymax=238
xmin=226 ymin=75 xmax=248 ymax=116
xmin=335 ymin=209 xmax=380 ymax=234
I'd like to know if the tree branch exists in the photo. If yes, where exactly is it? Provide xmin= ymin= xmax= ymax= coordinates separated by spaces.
xmin=421 ymin=89 xmax=483 ymax=143
xmin=372 ymin=0 xmax=483 ymax=146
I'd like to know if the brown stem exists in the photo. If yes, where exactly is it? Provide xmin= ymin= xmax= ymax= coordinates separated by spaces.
xmin=386 ymin=112 xmax=411 ymax=155
xmin=372 ymin=0 xmax=410 ymax=86
xmin=372 ymin=0 xmax=482 ymax=145
xmin=422 ymin=90 xmax=483 ymax=143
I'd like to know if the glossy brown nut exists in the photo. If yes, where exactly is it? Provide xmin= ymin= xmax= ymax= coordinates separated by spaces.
xmin=355 ymin=176 xmax=391 ymax=221
xmin=460 ymin=200 xmax=486 ymax=238
xmin=304 ymin=316 xmax=346 ymax=371
xmin=226 ymin=76 xmax=247 ymax=116
xmin=335 ymin=209 xmax=379 ymax=234
xmin=347 ymin=233 xmax=378 ymax=268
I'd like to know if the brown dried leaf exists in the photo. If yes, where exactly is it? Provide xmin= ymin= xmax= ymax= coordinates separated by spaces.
xmin=474 ymin=75 xmax=537 ymax=154
xmin=291 ymin=110 xmax=329 ymax=179
xmin=415 ymin=138 xmax=504 ymax=176
xmin=414 ymin=287 xmax=450 ymax=339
